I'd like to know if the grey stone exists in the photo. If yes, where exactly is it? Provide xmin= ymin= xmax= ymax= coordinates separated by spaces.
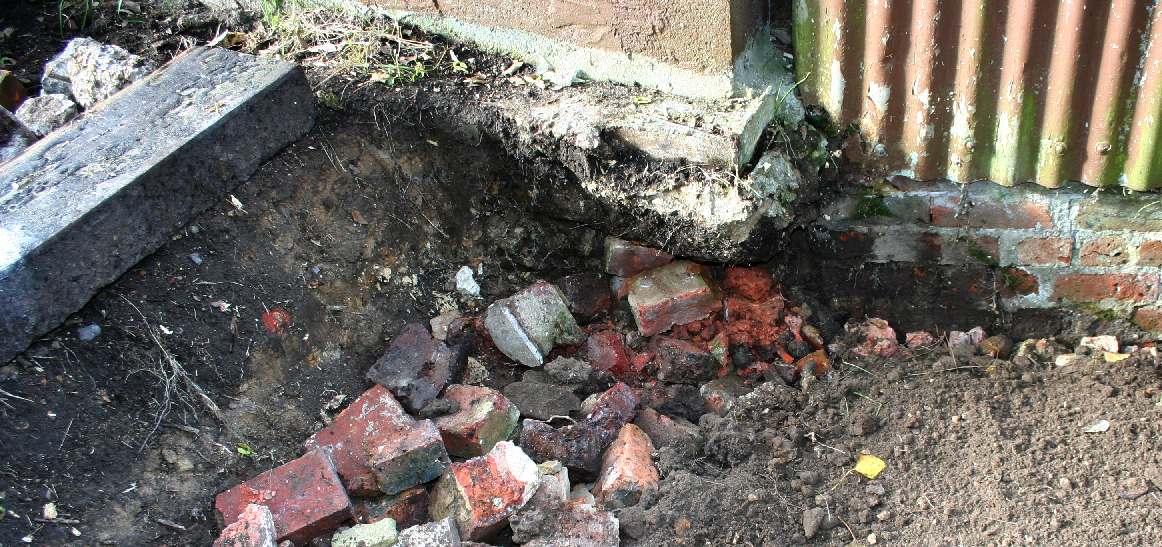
xmin=0 ymin=47 xmax=313 ymax=365
xmin=14 ymin=95 xmax=78 ymax=137
xmin=366 ymin=323 xmax=468 ymax=413
xmin=484 ymin=281 xmax=585 ymax=367
xmin=332 ymin=518 xmax=398 ymax=547
xmin=544 ymin=356 xmax=590 ymax=384
xmin=0 ymin=107 xmax=35 ymax=164
xmin=503 ymin=381 xmax=580 ymax=420
xmin=510 ymin=462 xmax=572 ymax=543
xmin=41 ymin=38 xmax=155 ymax=109
xmin=396 ymin=517 xmax=461 ymax=546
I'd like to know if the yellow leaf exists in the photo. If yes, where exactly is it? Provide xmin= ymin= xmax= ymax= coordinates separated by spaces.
xmin=854 ymin=454 xmax=886 ymax=479
xmin=1104 ymin=352 xmax=1130 ymax=363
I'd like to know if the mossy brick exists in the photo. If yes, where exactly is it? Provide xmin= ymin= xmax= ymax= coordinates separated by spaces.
xmin=331 ymin=518 xmax=398 ymax=547
xmin=215 ymin=449 xmax=352 ymax=546
xmin=429 ymin=441 xmax=541 ymax=541
xmin=435 ymin=384 xmax=520 ymax=458
xmin=354 ymin=486 xmax=429 ymax=529
xmin=1077 ymin=198 xmax=1162 ymax=231
xmin=930 ymin=196 xmax=1053 ymax=229
xmin=627 ymin=261 xmax=722 ymax=336
xmin=213 ymin=504 xmax=277 ymax=547
xmin=366 ymin=418 xmax=450 ymax=496
xmin=603 ymin=236 xmax=673 ymax=277
xmin=0 ymin=47 xmax=313 ymax=364
xmin=484 ymin=281 xmax=586 ymax=367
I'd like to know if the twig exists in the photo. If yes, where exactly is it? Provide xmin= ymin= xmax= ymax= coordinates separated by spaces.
xmin=155 ymin=518 xmax=186 ymax=531
xmin=59 ymin=418 xmax=73 ymax=451
xmin=0 ymin=385 xmax=34 ymax=404
xmin=34 ymin=517 xmax=81 ymax=525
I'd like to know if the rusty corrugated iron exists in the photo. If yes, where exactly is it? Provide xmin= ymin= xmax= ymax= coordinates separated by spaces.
xmin=793 ymin=0 xmax=1162 ymax=191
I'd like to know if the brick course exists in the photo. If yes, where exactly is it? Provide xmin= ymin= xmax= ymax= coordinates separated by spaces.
xmin=1016 ymin=237 xmax=1072 ymax=265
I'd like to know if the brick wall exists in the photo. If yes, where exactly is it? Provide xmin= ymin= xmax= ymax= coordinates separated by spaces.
xmin=781 ymin=179 xmax=1162 ymax=336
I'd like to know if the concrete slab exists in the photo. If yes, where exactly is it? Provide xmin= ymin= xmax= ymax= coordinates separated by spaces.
xmin=0 ymin=47 xmax=313 ymax=363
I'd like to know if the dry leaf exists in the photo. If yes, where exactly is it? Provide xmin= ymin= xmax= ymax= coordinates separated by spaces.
xmin=1104 ymin=352 xmax=1131 ymax=363
xmin=854 ymin=454 xmax=886 ymax=479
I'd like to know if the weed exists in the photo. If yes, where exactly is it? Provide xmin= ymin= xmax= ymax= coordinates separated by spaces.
xmin=852 ymin=195 xmax=894 ymax=220
xmin=236 ymin=443 xmax=255 ymax=457
xmin=58 ymin=0 xmax=94 ymax=35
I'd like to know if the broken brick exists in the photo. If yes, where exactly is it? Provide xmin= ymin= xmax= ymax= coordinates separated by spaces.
xmin=396 ymin=517 xmax=461 ymax=546
xmin=429 ymin=441 xmax=542 ymax=541
xmin=353 ymin=486 xmax=428 ymax=529
xmin=522 ymin=502 xmax=619 ymax=547
xmin=847 ymin=317 xmax=900 ymax=358
xmin=585 ymin=330 xmax=636 ymax=382
xmin=434 ymin=384 xmax=520 ymax=458
xmin=365 ymin=418 xmax=450 ymax=496
xmin=633 ymin=407 xmax=701 ymax=448
xmin=651 ymin=336 xmax=716 ymax=384
xmin=502 ymin=380 xmax=581 ymax=421
xmin=627 ymin=261 xmax=722 ymax=336
xmin=587 ymin=382 xmax=640 ymax=443
xmin=905 ymin=331 xmax=936 ymax=349
xmin=484 ymin=281 xmax=586 ymax=367
xmin=556 ymin=272 xmax=612 ymax=320
xmin=603 ymin=236 xmax=673 ymax=277
xmin=366 ymin=323 xmax=468 ymax=413
xmin=519 ymin=418 xmax=607 ymax=478
xmin=592 ymin=424 xmax=660 ymax=509
xmin=215 ymin=449 xmax=352 ymax=546
xmin=722 ymin=266 xmax=774 ymax=302
xmin=304 ymin=386 xmax=444 ymax=497
xmin=510 ymin=461 xmax=571 ymax=543
xmin=213 ymin=504 xmax=277 ymax=547
xmin=331 ymin=518 xmax=398 ymax=547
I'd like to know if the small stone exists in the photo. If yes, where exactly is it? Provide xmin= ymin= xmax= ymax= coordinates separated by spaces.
xmin=803 ymin=507 xmax=826 ymax=539
xmin=627 ymin=261 xmax=721 ymax=336
xmin=215 ymin=450 xmax=352 ymax=546
xmin=213 ymin=504 xmax=277 ymax=547
xmin=366 ymin=323 xmax=468 ymax=413
xmin=849 ymin=413 xmax=879 ymax=436
xmin=76 ymin=324 xmax=101 ymax=341
xmin=429 ymin=310 xmax=463 ymax=341
xmin=848 ymin=318 xmax=899 ymax=358
xmin=462 ymin=357 xmax=489 ymax=385
xmin=435 ymin=384 xmax=520 ymax=458
xmin=429 ymin=441 xmax=541 ymax=541
xmin=353 ymin=486 xmax=428 ymax=529
xmin=503 ymin=381 xmax=581 ymax=421
xmin=603 ymin=236 xmax=672 ymax=277
xmin=592 ymin=424 xmax=660 ymax=509
xmin=556 ymin=272 xmax=612 ymax=320
xmin=980 ymin=335 xmax=1013 ymax=359
xmin=544 ymin=356 xmax=591 ymax=384
xmin=455 ymin=266 xmax=480 ymax=296
xmin=42 ymin=38 xmax=155 ymax=109
xmin=13 ymin=94 xmax=78 ymax=136
xmin=652 ymin=336 xmax=716 ymax=384
xmin=305 ymin=386 xmax=448 ymax=496
xmin=331 ymin=518 xmax=397 ymax=547
xmin=1078 ymin=335 xmax=1119 ymax=355
xmin=396 ymin=517 xmax=461 ymax=547
xmin=484 ymin=281 xmax=585 ymax=367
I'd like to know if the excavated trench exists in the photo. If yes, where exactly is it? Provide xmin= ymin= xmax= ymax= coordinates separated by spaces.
xmin=3 ymin=13 xmax=1162 ymax=545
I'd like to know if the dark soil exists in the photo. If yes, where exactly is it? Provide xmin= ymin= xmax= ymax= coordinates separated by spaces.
xmin=2 ymin=3 xmax=1160 ymax=547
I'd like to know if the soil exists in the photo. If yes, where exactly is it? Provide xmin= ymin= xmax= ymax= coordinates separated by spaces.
xmin=2 ymin=2 xmax=1161 ymax=547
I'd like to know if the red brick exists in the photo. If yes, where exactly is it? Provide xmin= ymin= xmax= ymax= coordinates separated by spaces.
xmin=586 ymin=330 xmax=635 ymax=381
xmin=1139 ymin=241 xmax=1162 ymax=267
xmin=1016 ymin=237 xmax=1072 ymax=265
xmin=353 ymin=486 xmax=429 ymax=528
xmin=215 ymin=449 xmax=352 ymax=546
xmin=304 ymin=386 xmax=446 ymax=497
xmin=429 ymin=441 xmax=541 ymax=541
xmin=604 ymin=236 xmax=673 ymax=277
xmin=434 ymin=384 xmax=520 ymax=458
xmin=365 ymin=418 xmax=450 ymax=496
xmin=213 ymin=504 xmax=276 ymax=547
xmin=1052 ymin=274 xmax=1159 ymax=303
xmin=592 ymin=424 xmax=660 ymax=509
xmin=1132 ymin=306 xmax=1162 ymax=332
xmin=930 ymin=198 xmax=1053 ymax=229
xmin=1001 ymin=267 xmax=1039 ymax=297
xmin=627 ymin=261 xmax=722 ymax=336
xmin=634 ymin=407 xmax=700 ymax=447
xmin=1079 ymin=236 xmax=1130 ymax=266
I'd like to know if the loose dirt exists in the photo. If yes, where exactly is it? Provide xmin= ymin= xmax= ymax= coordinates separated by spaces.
xmin=2 ymin=3 xmax=1160 ymax=547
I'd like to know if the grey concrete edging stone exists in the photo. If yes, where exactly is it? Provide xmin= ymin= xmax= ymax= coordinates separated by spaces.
xmin=0 ymin=46 xmax=314 ymax=363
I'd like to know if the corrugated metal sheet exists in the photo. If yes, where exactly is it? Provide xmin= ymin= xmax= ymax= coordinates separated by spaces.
xmin=793 ymin=0 xmax=1162 ymax=191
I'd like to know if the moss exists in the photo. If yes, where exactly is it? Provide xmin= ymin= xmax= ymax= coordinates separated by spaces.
xmin=1075 ymin=303 xmax=1125 ymax=323
xmin=852 ymin=195 xmax=895 ymax=220
xmin=962 ymin=237 xmax=999 ymax=267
